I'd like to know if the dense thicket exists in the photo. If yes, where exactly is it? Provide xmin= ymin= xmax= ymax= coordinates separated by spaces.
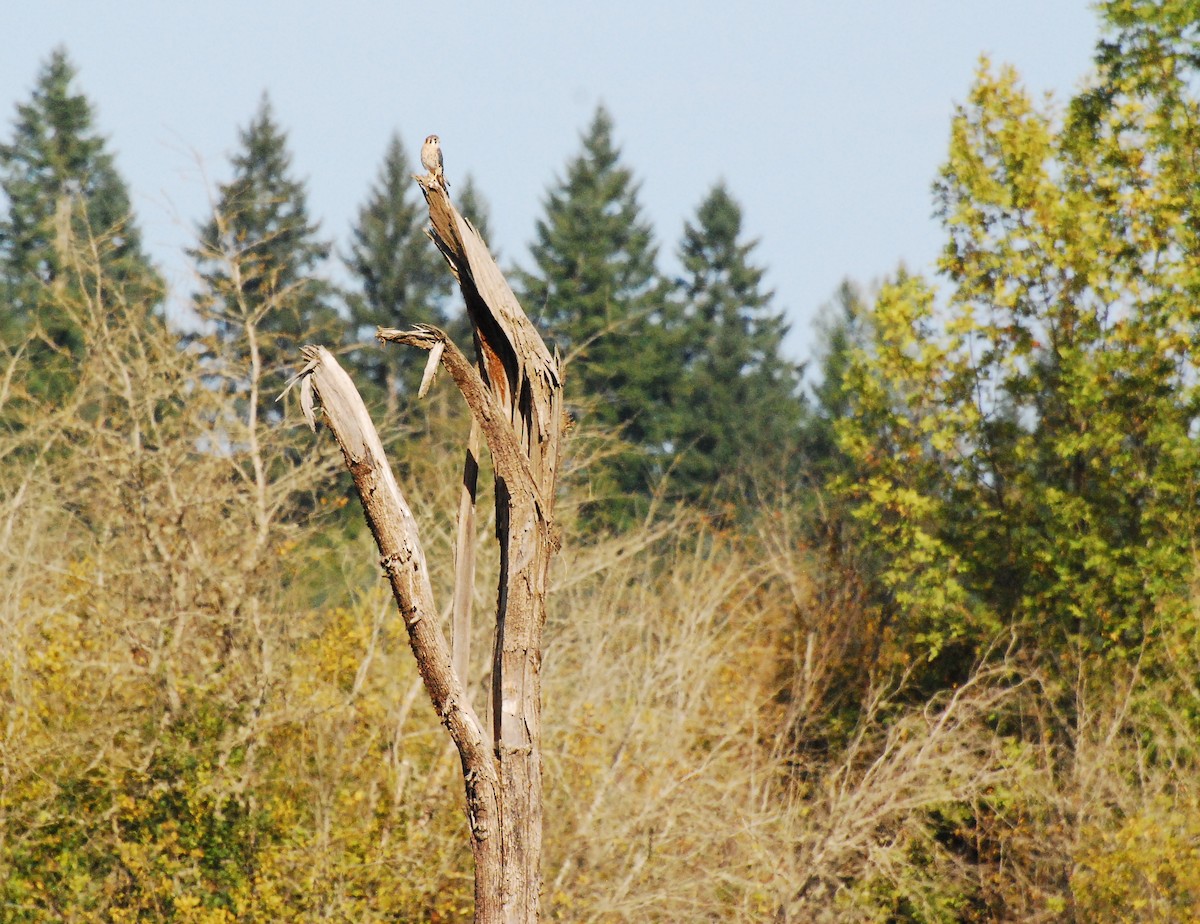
xmin=3 ymin=10 xmax=1200 ymax=918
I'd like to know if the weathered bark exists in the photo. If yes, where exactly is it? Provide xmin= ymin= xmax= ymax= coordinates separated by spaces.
xmin=399 ymin=175 xmax=561 ymax=924
xmin=452 ymin=418 xmax=481 ymax=707
xmin=283 ymin=345 xmax=504 ymax=921
xmin=408 ymin=175 xmax=561 ymax=921
xmin=288 ymin=172 xmax=561 ymax=923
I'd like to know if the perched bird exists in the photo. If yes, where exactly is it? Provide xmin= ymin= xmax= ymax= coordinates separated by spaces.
xmin=421 ymin=134 xmax=449 ymax=188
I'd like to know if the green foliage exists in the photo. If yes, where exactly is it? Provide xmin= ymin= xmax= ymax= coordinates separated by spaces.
xmin=0 ymin=47 xmax=160 ymax=405
xmin=343 ymin=133 xmax=451 ymax=416
xmin=666 ymin=182 xmax=807 ymax=507
xmin=2 ymin=714 xmax=277 ymax=921
xmin=835 ymin=55 xmax=1200 ymax=673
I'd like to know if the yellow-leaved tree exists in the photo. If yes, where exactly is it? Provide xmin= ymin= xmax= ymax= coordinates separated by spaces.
xmin=832 ymin=2 xmax=1200 ymax=917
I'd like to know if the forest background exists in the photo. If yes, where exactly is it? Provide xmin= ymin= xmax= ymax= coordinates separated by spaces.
xmin=3 ymin=2 xmax=1200 ymax=921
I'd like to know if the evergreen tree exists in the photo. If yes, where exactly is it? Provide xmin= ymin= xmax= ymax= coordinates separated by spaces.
xmin=192 ymin=93 xmax=336 ymax=418
xmin=802 ymin=279 xmax=868 ymax=474
xmin=517 ymin=106 xmax=676 ymax=517
xmin=668 ymin=182 xmax=806 ymax=504
xmin=344 ymin=133 xmax=449 ymax=415
xmin=0 ymin=47 xmax=160 ymax=401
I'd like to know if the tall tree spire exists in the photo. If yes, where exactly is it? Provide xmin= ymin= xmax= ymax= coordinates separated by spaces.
xmin=517 ymin=106 xmax=676 ymax=521
xmin=0 ymin=47 xmax=160 ymax=401
xmin=191 ymin=92 xmax=336 ymax=419
xmin=669 ymin=181 xmax=806 ymax=503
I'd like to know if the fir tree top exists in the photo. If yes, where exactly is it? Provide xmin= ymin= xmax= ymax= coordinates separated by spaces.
xmin=0 ymin=46 xmax=159 ymax=405
xmin=679 ymin=182 xmax=773 ymax=335
xmin=191 ymin=92 xmax=336 ymax=423
xmin=345 ymin=132 xmax=445 ymax=329
xmin=522 ymin=105 xmax=661 ymax=345
xmin=193 ymin=92 xmax=332 ymax=330
xmin=0 ymin=47 xmax=154 ymax=306
xmin=666 ymin=181 xmax=806 ymax=504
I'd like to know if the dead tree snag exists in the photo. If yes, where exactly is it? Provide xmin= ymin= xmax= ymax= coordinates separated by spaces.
xmin=285 ymin=172 xmax=562 ymax=924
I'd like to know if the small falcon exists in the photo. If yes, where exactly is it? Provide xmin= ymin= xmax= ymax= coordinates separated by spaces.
xmin=421 ymin=134 xmax=449 ymax=188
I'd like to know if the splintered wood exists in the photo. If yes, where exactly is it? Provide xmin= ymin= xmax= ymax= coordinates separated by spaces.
xmin=290 ymin=172 xmax=562 ymax=924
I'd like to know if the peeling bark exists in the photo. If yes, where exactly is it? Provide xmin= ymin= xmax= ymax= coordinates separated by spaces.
xmin=288 ymin=174 xmax=562 ymax=923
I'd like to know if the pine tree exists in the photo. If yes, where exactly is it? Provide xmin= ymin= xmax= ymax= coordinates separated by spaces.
xmin=517 ymin=106 xmax=676 ymax=516
xmin=192 ymin=93 xmax=336 ymax=418
xmin=344 ymin=133 xmax=450 ymax=415
xmin=802 ymin=279 xmax=868 ymax=474
xmin=0 ymin=47 xmax=160 ymax=401
xmin=668 ymin=182 xmax=806 ymax=504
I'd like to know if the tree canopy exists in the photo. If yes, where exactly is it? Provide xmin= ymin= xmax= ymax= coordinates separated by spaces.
xmin=0 ymin=47 xmax=159 ymax=404
xmin=191 ymin=93 xmax=337 ymax=421
xmin=834 ymin=46 xmax=1200 ymax=677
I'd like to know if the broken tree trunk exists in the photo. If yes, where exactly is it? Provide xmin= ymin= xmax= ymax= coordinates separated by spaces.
xmin=286 ymin=173 xmax=561 ymax=924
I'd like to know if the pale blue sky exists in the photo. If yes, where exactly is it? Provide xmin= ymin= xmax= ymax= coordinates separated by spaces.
xmin=3 ymin=1 xmax=1099 ymax=361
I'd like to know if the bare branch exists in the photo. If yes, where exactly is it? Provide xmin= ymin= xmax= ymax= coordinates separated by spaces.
xmin=378 ymin=325 xmax=548 ymax=515
xmin=286 ymin=345 xmax=503 ymax=918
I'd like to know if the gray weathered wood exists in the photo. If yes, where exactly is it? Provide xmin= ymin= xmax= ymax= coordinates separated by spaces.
xmin=282 ymin=345 xmax=504 ymax=922
xmin=390 ymin=174 xmax=562 ymax=924
xmin=291 ymin=168 xmax=562 ymax=923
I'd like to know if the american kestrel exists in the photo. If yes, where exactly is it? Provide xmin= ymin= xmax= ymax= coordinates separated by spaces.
xmin=421 ymin=134 xmax=448 ymax=188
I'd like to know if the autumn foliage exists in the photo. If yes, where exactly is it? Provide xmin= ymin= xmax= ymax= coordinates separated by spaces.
xmin=3 ymin=4 xmax=1200 ymax=921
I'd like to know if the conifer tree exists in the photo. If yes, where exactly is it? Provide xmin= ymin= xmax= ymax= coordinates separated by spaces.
xmin=0 ymin=47 xmax=159 ymax=401
xmin=668 ymin=182 xmax=805 ymax=503
xmin=517 ymin=106 xmax=676 ymax=515
xmin=802 ymin=279 xmax=868 ymax=474
xmin=192 ymin=93 xmax=335 ymax=418
xmin=344 ymin=133 xmax=449 ymax=415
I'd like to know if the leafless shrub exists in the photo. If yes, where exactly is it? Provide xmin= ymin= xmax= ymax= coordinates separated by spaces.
xmin=542 ymin=515 xmax=776 ymax=921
